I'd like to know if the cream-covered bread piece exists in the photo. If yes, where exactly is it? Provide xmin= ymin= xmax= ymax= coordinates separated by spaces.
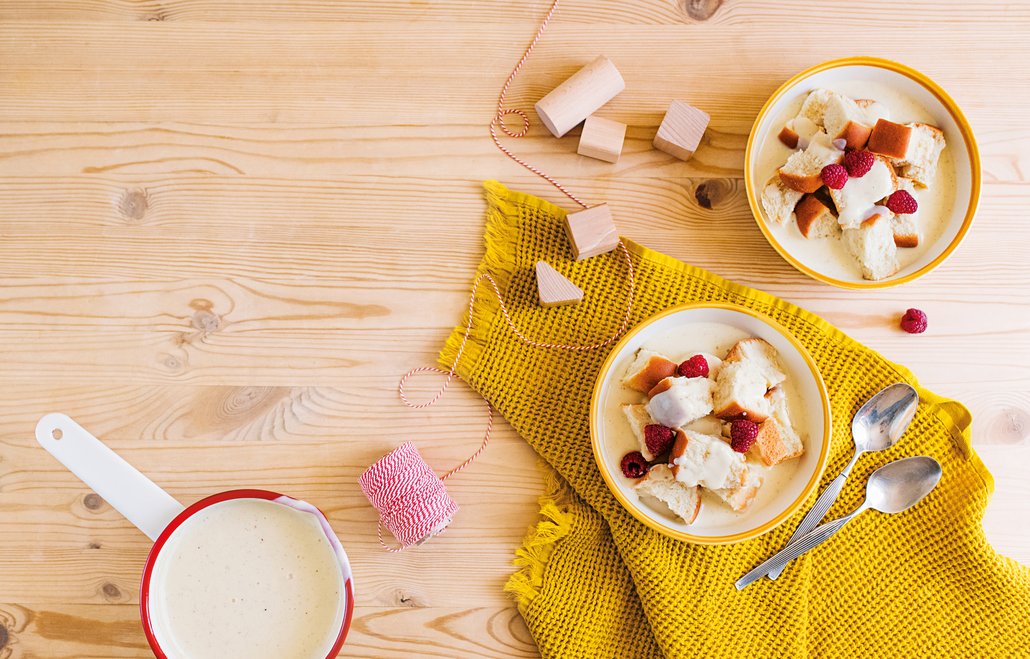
xmin=712 ymin=361 xmax=772 ymax=421
xmin=761 ymin=176 xmax=804 ymax=225
xmin=778 ymin=131 xmax=843 ymax=193
xmin=622 ymin=349 xmax=678 ymax=394
xmin=670 ymin=429 xmax=747 ymax=490
xmin=622 ymin=404 xmax=656 ymax=460
xmin=828 ymin=155 xmax=897 ymax=228
xmin=635 ymin=464 xmax=701 ymax=524
xmin=891 ymin=177 xmax=921 ymax=248
xmin=712 ymin=467 xmax=764 ymax=513
xmin=895 ymin=123 xmax=946 ymax=187
xmin=724 ymin=338 xmax=786 ymax=388
xmin=751 ymin=386 xmax=804 ymax=466
xmin=647 ymin=376 xmax=713 ymax=429
xmin=842 ymin=213 xmax=900 ymax=281
xmin=784 ymin=115 xmax=821 ymax=149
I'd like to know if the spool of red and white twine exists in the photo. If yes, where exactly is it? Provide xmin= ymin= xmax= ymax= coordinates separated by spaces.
xmin=358 ymin=0 xmax=636 ymax=552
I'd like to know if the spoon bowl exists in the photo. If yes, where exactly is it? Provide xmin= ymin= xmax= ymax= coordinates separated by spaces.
xmin=866 ymin=455 xmax=942 ymax=514
xmin=853 ymin=383 xmax=919 ymax=453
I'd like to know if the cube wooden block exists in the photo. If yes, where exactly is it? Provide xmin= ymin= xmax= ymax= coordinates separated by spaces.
xmin=563 ymin=204 xmax=619 ymax=261
xmin=577 ymin=116 xmax=626 ymax=163
xmin=653 ymin=100 xmax=710 ymax=161
xmin=535 ymin=261 xmax=583 ymax=307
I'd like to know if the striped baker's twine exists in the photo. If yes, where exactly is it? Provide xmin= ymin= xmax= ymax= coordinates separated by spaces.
xmin=363 ymin=0 xmax=636 ymax=551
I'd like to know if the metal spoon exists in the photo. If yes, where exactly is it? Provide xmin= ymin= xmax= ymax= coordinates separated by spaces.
xmin=737 ymin=455 xmax=942 ymax=590
xmin=767 ymin=383 xmax=918 ymax=580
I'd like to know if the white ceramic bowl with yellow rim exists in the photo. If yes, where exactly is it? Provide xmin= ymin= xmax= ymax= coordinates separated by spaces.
xmin=590 ymin=302 xmax=831 ymax=544
xmin=745 ymin=57 xmax=981 ymax=289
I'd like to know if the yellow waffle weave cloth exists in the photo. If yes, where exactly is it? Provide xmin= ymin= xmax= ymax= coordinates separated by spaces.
xmin=440 ymin=182 xmax=1030 ymax=658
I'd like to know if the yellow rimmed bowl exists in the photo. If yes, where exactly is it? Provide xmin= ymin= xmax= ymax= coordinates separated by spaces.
xmin=590 ymin=302 xmax=832 ymax=544
xmin=745 ymin=57 xmax=981 ymax=289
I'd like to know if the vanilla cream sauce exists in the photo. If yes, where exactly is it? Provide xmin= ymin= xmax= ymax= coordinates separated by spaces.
xmin=148 ymin=499 xmax=345 ymax=659
xmin=757 ymin=80 xmax=957 ymax=280
xmin=603 ymin=322 xmax=807 ymax=527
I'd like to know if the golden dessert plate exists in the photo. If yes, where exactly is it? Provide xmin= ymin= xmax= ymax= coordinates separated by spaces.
xmin=745 ymin=57 xmax=981 ymax=289
xmin=590 ymin=302 xmax=831 ymax=544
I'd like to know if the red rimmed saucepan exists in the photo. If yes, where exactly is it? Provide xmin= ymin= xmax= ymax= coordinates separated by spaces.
xmin=35 ymin=413 xmax=354 ymax=659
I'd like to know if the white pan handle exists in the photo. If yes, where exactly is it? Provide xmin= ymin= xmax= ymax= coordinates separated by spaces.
xmin=36 ymin=413 xmax=185 ymax=541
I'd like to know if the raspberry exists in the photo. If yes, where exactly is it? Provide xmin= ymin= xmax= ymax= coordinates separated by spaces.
xmin=900 ymin=308 xmax=928 ymax=334
xmin=730 ymin=419 xmax=760 ymax=453
xmin=844 ymin=150 xmax=875 ymax=177
xmin=644 ymin=424 xmax=676 ymax=457
xmin=677 ymin=354 xmax=710 ymax=379
xmin=620 ymin=451 xmax=648 ymax=479
xmin=886 ymin=189 xmax=919 ymax=215
xmin=820 ymin=164 xmax=848 ymax=190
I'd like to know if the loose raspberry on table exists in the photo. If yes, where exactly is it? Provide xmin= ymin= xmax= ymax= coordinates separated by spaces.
xmin=730 ymin=419 xmax=760 ymax=453
xmin=900 ymin=308 xmax=928 ymax=334
xmin=843 ymin=149 xmax=875 ymax=178
xmin=678 ymin=354 xmax=710 ymax=378
xmin=820 ymin=164 xmax=848 ymax=190
xmin=886 ymin=189 xmax=919 ymax=215
xmin=644 ymin=424 xmax=676 ymax=457
xmin=620 ymin=451 xmax=649 ymax=479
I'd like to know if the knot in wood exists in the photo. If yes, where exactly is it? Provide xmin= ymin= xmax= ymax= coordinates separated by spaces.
xmin=680 ymin=0 xmax=722 ymax=21
xmin=83 ymin=493 xmax=104 ymax=510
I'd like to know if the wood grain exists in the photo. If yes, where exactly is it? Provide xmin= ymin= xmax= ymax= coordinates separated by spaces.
xmin=0 ymin=1 xmax=1028 ymax=656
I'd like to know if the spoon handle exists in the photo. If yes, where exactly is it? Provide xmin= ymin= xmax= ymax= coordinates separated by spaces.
xmin=736 ymin=508 xmax=862 ymax=590
xmin=767 ymin=455 xmax=858 ymax=580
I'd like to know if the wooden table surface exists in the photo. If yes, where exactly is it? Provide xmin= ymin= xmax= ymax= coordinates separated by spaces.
xmin=1 ymin=2 xmax=1028 ymax=657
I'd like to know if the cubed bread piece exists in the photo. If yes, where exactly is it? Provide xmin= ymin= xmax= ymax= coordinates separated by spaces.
xmin=761 ymin=176 xmax=804 ymax=225
xmin=868 ymin=119 xmax=913 ymax=160
xmin=635 ymin=464 xmax=701 ymax=524
xmin=712 ymin=466 xmax=764 ymax=512
xmin=895 ymin=123 xmax=946 ymax=187
xmin=778 ymin=132 xmax=843 ymax=193
xmin=795 ymin=194 xmax=840 ymax=239
xmin=842 ymin=213 xmax=900 ymax=281
xmin=724 ymin=338 xmax=786 ymax=388
xmin=622 ymin=404 xmax=657 ymax=460
xmin=751 ymin=388 xmax=804 ymax=466
xmin=670 ymin=429 xmax=748 ymax=490
xmin=622 ymin=349 xmax=678 ymax=394
xmin=647 ymin=376 xmax=713 ymax=428
xmin=778 ymin=125 xmax=799 ymax=149
xmin=797 ymin=88 xmax=838 ymax=127
xmin=822 ymin=93 xmax=873 ymax=150
xmin=712 ymin=361 xmax=772 ymax=422
xmin=891 ymin=178 xmax=921 ymax=248
xmin=828 ymin=155 xmax=897 ymax=228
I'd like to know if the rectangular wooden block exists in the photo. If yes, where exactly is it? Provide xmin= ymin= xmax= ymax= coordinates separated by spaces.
xmin=577 ymin=115 xmax=627 ymax=163
xmin=653 ymin=100 xmax=710 ymax=161
xmin=563 ymin=204 xmax=619 ymax=261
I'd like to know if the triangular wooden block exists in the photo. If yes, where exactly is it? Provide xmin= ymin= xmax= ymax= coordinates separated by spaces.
xmin=535 ymin=261 xmax=583 ymax=308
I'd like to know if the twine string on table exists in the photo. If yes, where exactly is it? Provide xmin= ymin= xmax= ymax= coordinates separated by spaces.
xmin=361 ymin=0 xmax=638 ymax=551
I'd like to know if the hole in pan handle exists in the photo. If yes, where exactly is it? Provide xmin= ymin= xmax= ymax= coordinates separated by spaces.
xmin=34 ymin=413 xmax=186 ymax=541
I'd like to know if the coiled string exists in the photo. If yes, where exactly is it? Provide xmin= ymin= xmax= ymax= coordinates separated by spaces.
xmin=361 ymin=0 xmax=637 ymax=551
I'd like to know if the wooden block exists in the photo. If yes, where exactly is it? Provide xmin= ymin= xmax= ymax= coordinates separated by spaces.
xmin=535 ymin=261 xmax=583 ymax=307
xmin=534 ymin=56 xmax=625 ymax=138
xmin=652 ymin=100 xmax=710 ymax=161
xmin=563 ymin=204 xmax=619 ymax=261
xmin=577 ymin=116 xmax=626 ymax=163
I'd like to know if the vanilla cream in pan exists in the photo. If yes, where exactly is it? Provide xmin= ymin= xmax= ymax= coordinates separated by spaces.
xmin=148 ymin=499 xmax=344 ymax=659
